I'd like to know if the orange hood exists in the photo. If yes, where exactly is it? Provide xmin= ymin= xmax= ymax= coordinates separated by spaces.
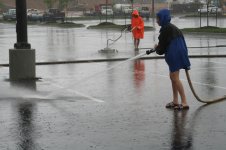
xmin=132 ymin=10 xmax=139 ymax=16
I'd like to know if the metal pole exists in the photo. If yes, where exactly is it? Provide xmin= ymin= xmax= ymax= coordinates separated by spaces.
xmin=216 ymin=8 xmax=218 ymax=27
xmin=106 ymin=0 xmax=108 ymax=22
xmin=9 ymin=0 xmax=35 ymax=80
xmin=152 ymin=0 xmax=155 ymax=19
xmin=14 ymin=0 xmax=31 ymax=49
xmin=216 ymin=0 xmax=219 ymax=27
xmin=200 ymin=10 xmax=201 ymax=28
xmin=207 ymin=4 xmax=209 ymax=26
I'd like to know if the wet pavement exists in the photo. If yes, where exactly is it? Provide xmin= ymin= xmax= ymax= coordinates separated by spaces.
xmin=1 ymin=17 xmax=226 ymax=150
xmin=1 ymin=17 xmax=226 ymax=64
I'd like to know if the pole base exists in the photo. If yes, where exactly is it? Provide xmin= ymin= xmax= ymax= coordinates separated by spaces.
xmin=14 ymin=42 xmax=31 ymax=49
xmin=98 ymin=47 xmax=118 ymax=53
xmin=9 ymin=49 xmax=36 ymax=80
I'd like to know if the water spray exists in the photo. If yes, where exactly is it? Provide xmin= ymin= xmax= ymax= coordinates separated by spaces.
xmin=46 ymin=49 xmax=154 ymax=99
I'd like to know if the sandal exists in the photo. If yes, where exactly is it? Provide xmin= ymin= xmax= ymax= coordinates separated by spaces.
xmin=165 ymin=102 xmax=179 ymax=108
xmin=174 ymin=104 xmax=189 ymax=110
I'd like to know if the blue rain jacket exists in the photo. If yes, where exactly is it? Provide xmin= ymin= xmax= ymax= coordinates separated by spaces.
xmin=155 ymin=9 xmax=191 ymax=72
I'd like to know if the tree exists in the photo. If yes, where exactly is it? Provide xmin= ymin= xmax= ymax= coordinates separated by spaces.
xmin=58 ymin=0 xmax=70 ymax=10
xmin=130 ymin=0 xmax=134 ymax=11
xmin=43 ymin=0 xmax=55 ymax=8
xmin=219 ymin=0 xmax=224 ymax=7
xmin=0 ymin=2 xmax=4 ymax=10
xmin=43 ymin=0 xmax=71 ymax=10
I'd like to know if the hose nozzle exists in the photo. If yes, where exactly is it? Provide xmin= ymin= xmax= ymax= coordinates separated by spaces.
xmin=146 ymin=49 xmax=156 ymax=55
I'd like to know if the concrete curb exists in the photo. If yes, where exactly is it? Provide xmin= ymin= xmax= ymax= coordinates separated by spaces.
xmin=1 ymin=54 xmax=226 ymax=67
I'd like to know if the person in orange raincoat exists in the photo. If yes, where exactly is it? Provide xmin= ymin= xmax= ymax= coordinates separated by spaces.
xmin=131 ymin=10 xmax=144 ymax=50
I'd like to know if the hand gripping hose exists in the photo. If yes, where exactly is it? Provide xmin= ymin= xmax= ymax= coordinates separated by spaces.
xmin=185 ymin=69 xmax=226 ymax=104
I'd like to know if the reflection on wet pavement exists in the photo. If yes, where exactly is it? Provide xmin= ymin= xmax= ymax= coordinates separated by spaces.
xmin=170 ymin=110 xmax=192 ymax=150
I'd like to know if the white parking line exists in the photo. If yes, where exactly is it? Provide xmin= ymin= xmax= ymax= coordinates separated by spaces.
xmin=66 ymin=89 xmax=105 ymax=103
xmin=191 ymin=67 xmax=226 ymax=70
xmin=192 ymin=59 xmax=226 ymax=65
xmin=47 ymin=83 xmax=105 ymax=103
xmin=148 ymin=71 xmax=226 ymax=90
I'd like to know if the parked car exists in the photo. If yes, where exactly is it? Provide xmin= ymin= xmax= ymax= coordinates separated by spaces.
xmin=139 ymin=7 xmax=151 ymax=19
xmin=122 ymin=6 xmax=132 ymax=14
xmin=198 ymin=5 xmax=222 ymax=14
xmin=101 ymin=5 xmax=113 ymax=15
xmin=43 ymin=8 xmax=65 ymax=22
xmin=3 ymin=9 xmax=16 ymax=21
xmin=84 ymin=9 xmax=95 ymax=16
xmin=113 ymin=4 xmax=132 ymax=15
xmin=27 ymin=9 xmax=43 ymax=21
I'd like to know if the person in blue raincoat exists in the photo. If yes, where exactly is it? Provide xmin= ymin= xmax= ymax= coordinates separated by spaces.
xmin=154 ymin=9 xmax=191 ymax=110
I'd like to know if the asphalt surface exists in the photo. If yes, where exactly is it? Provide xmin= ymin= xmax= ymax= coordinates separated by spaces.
xmin=1 ymin=56 xmax=226 ymax=150
xmin=1 ymin=18 xmax=226 ymax=150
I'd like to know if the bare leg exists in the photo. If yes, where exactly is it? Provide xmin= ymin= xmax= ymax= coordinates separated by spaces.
xmin=134 ymin=39 xmax=140 ymax=49
xmin=133 ymin=39 xmax=136 ymax=48
xmin=171 ymin=76 xmax=179 ymax=104
xmin=170 ymin=71 xmax=188 ymax=106
xmin=137 ymin=39 xmax=140 ymax=48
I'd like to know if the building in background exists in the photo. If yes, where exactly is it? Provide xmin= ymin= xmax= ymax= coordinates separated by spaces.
xmin=222 ymin=0 xmax=226 ymax=14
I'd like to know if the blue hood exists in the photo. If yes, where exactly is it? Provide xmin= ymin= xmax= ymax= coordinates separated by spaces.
xmin=156 ymin=9 xmax=171 ymax=27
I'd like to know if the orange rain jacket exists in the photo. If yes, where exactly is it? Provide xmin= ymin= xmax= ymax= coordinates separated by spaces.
xmin=131 ymin=10 xmax=144 ymax=39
